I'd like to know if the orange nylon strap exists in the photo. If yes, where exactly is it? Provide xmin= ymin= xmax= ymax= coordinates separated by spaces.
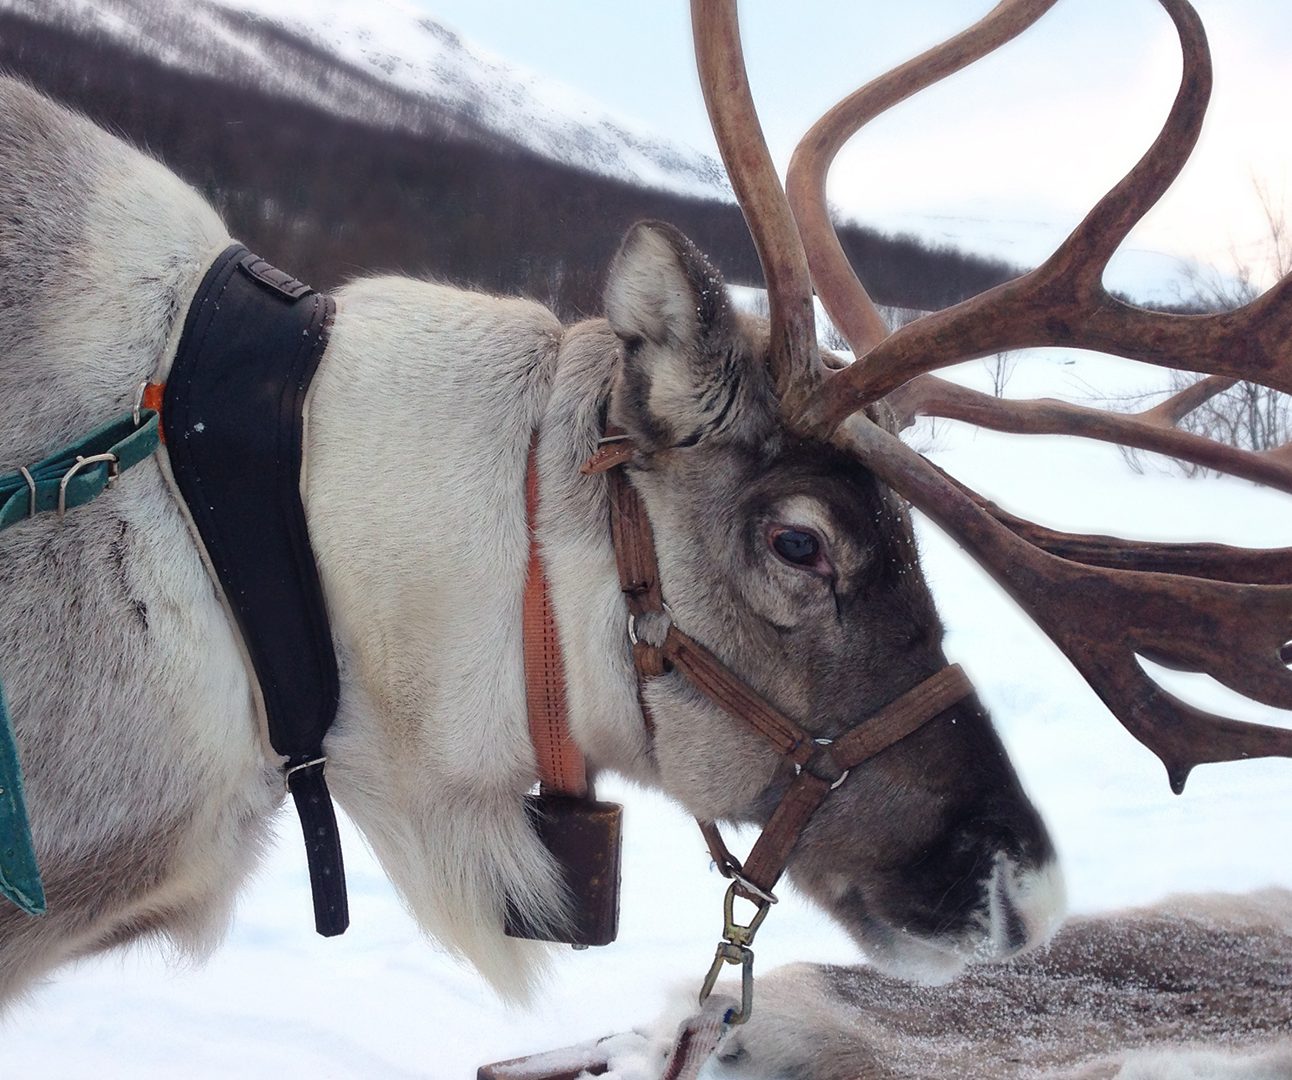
xmin=523 ymin=439 xmax=588 ymax=797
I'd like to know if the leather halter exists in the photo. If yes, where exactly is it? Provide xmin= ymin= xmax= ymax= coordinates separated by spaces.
xmin=580 ymin=429 xmax=973 ymax=1023
xmin=581 ymin=435 xmax=972 ymax=907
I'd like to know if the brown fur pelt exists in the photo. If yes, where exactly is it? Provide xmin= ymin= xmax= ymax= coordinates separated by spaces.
xmin=709 ymin=889 xmax=1292 ymax=1079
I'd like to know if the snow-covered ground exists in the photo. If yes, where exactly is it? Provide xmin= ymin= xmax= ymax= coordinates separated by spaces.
xmin=3 ymin=348 xmax=1290 ymax=1077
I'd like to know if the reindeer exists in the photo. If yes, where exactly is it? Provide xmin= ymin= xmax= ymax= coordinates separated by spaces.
xmin=1 ymin=3 xmax=1289 ymax=1070
xmin=0 ymin=66 xmax=1061 ymax=1005
xmin=475 ymin=0 xmax=1292 ymax=1073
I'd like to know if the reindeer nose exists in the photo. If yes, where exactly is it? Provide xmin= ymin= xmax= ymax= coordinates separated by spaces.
xmin=984 ymin=850 xmax=1066 ymax=960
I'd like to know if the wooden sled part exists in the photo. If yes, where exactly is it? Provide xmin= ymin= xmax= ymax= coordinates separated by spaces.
xmin=477 ymin=1039 xmax=611 ymax=1080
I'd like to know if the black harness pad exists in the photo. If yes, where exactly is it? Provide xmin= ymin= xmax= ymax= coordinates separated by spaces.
xmin=163 ymin=244 xmax=347 ymax=936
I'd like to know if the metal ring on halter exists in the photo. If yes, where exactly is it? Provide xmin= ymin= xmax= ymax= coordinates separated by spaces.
xmin=18 ymin=466 xmax=36 ymax=519
xmin=730 ymin=870 xmax=778 ymax=906
xmin=627 ymin=602 xmax=674 ymax=646
xmin=793 ymin=736 xmax=850 ymax=789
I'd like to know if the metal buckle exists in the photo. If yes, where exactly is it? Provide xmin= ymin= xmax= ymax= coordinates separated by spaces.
xmin=283 ymin=756 xmax=327 ymax=792
xmin=57 ymin=453 xmax=120 ymax=519
xmin=18 ymin=466 xmax=36 ymax=519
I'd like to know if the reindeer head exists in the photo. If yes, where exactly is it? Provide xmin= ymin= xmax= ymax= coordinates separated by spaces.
xmin=587 ymin=0 xmax=1292 ymax=987
xmin=600 ymin=220 xmax=1062 ymax=980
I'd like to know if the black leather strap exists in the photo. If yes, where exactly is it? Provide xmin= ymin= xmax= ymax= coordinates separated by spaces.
xmin=164 ymin=244 xmax=348 ymax=937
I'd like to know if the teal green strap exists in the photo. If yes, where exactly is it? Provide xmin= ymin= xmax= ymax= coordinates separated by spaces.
xmin=0 ymin=407 xmax=162 ymax=916
xmin=0 ymin=680 xmax=43 ymax=915
xmin=0 ymin=410 xmax=160 ymax=529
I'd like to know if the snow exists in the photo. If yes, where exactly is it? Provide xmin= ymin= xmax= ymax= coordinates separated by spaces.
xmin=2 ymin=345 xmax=1288 ymax=1077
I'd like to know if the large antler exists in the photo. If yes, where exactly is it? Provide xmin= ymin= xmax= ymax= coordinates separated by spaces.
xmin=692 ymin=0 xmax=1292 ymax=790
xmin=691 ymin=0 xmax=823 ymax=413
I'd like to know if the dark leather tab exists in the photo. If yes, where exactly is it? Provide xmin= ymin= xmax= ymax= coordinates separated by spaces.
xmin=505 ymin=794 xmax=622 ymax=947
xmin=238 ymin=253 xmax=313 ymax=299
xmin=286 ymin=757 xmax=349 ymax=937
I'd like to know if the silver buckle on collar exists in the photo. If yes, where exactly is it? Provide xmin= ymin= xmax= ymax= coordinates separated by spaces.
xmin=18 ymin=466 xmax=36 ymax=519
xmin=283 ymin=756 xmax=328 ymax=792
xmin=58 ymin=453 xmax=120 ymax=519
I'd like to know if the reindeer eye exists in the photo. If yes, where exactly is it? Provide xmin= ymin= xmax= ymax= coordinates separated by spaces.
xmin=770 ymin=526 xmax=823 ymax=568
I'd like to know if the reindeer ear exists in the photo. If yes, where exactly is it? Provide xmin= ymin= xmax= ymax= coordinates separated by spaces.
xmin=605 ymin=222 xmax=766 ymax=450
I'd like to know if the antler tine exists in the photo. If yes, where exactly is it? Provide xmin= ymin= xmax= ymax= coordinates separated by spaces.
xmin=886 ymin=373 xmax=1292 ymax=495
xmin=926 ymin=461 xmax=1292 ymax=585
xmin=834 ymin=413 xmax=1292 ymax=794
xmin=691 ymin=0 xmax=821 ymax=412
xmin=785 ymin=0 xmax=1062 ymax=360
xmin=796 ymin=0 xmax=1292 ymax=436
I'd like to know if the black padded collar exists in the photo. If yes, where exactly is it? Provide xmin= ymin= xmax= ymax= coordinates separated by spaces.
xmin=163 ymin=244 xmax=347 ymax=937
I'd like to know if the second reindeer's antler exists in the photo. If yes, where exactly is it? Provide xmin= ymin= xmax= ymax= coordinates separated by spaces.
xmin=692 ymin=0 xmax=1292 ymax=791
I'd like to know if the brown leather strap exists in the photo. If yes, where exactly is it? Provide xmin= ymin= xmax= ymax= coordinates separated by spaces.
xmin=735 ymin=772 xmax=833 ymax=899
xmin=662 ymin=627 xmax=812 ymax=764
xmin=582 ymin=431 xmax=975 ymax=906
xmin=523 ymin=439 xmax=588 ymax=797
xmin=697 ymin=818 xmax=738 ymax=875
xmin=732 ymin=664 xmax=973 ymax=899
xmin=831 ymin=664 xmax=973 ymax=770
xmin=607 ymin=463 xmax=665 ymax=620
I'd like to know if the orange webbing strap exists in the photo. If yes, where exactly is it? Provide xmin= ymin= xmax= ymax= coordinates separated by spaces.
xmin=523 ymin=439 xmax=588 ymax=797
xmin=141 ymin=383 xmax=167 ymax=442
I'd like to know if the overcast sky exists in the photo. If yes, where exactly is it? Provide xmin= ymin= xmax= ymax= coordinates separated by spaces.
xmin=413 ymin=1 xmax=1290 ymax=292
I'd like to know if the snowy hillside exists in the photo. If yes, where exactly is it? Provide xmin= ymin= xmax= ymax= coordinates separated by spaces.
xmin=3 ymin=345 xmax=1288 ymax=1078
xmin=0 ymin=0 xmax=729 ymax=199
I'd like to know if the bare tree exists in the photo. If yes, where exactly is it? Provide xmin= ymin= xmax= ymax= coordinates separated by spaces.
xmin=1131 ymin=181 xmax=1291 ymax=476
xmin=984 ymin=350 xmax=1017 ymax=397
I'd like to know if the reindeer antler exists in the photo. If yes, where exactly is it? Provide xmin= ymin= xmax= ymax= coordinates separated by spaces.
xmin=691 ymin=0 xmax=822 ymax=412
xmin=691 ymin=0 xmax=1292 ymax=790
